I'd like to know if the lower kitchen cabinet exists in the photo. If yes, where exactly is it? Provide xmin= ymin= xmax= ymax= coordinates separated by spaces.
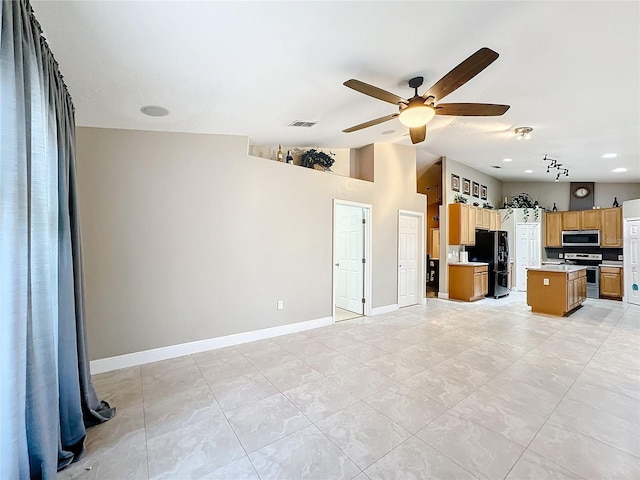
xmin=449 ymin=263 xmax=489 ymax=302
xmin=600 ymin=266 xmax=623 ymax=300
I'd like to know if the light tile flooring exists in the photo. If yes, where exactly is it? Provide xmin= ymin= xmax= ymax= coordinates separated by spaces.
xmin=59 ymin=292 xmax=640 ymax=480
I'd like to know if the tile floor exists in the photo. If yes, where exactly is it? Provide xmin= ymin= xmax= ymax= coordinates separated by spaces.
xmin=58 ymin=292 xmax=640 ymax=479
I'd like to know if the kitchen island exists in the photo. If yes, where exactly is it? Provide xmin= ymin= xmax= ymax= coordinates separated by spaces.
xmin=527 ymin=265 xmax=587 ymax=316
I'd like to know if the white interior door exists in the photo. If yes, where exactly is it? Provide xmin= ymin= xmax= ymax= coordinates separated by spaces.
xmin=515 ymin=223 xmax=541 ymax=291
xmin=335 ymin=205 xmax=364 ymax=314
xmin=398 ymin=212 xmax=420 ymax=308
xmin=625 ymin=219 xmax=640 ymax=305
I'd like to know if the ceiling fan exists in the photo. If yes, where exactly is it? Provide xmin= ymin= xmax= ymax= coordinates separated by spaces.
xmin=342 ymin=47 xmax=510 ymax=144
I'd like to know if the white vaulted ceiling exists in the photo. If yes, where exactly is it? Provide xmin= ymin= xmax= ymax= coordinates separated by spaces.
xmin=31 ymin=0 xmax=640 ymax=182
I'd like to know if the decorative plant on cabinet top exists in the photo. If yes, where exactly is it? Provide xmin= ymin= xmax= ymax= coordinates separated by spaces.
xmin=301 ymin=149 xmax=335 ymax=171
xmin=503 ymin=192 xmax=541 ymax=222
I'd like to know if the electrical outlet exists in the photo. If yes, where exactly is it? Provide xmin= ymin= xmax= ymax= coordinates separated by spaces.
xmin=543 ymin=278 xmax=550 ymax=286
xmin=618 ymin=255 xmax=623 ymax=261
xmin=277 ymin=300 xmax=283 ymax=310
xmin=558 ymin=253 xmax=564 ymax=259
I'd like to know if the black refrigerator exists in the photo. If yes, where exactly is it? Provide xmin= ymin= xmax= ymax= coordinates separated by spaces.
xmin=466 ymin=230 xmax=510 ymax=299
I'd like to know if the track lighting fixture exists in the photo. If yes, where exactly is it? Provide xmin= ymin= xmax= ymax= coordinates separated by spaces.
xmin=543 ymin=154 xmax=569 ymax=180
xmin=514 ymin=126 xmax=533 ymax=140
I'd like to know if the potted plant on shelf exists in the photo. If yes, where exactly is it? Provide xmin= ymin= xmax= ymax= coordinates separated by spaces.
xmin=503 ymin=192 xmax=540 ymax=222
xmin=301 ymin=148 xmax=335 ymax=172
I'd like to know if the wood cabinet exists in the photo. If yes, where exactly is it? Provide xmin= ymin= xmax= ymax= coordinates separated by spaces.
xmin=429 ymin=228 xmax=440 ymax=259
xmin=490 ymin=210 xmax=500 ymax=231
xmin=601 ymin=207 xmax=622 ymax=247
xmin=527 ymin=267 xmax=586 ymax=316
xmin=449 ymin=264 xmax=488 ymax=302
xmin=562 ymin=211 xmax=581 ymax=230
xmin=449 ymin=203 xmax=475 ymax=245
xmin=600 ymin=266 xmax=623 ymax=299
xmin=581 ymin=209 xmax=600 ymax=230
xmin=545 ymin=212 xmax=563 ymax=247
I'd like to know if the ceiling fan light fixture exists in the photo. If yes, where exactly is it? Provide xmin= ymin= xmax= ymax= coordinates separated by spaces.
xmin=514 ymin=126 xmax=533 ymax=140
xmin=398 ymin=104 xmax=435 ymax=128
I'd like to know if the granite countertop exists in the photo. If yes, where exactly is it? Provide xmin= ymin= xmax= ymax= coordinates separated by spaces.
xmin=448 ymin=261 xmax=489 ymax=266
xmin=527 ymin=265 xmax=587 ymax=273
xmin=600 ymin=261 xmax=623 ymax=267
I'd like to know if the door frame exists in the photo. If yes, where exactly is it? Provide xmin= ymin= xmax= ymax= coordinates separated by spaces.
xmin=623 ymin=216 xmax=640 ymax=305
xmin=398 ymin=209 xmax=426 ymax=307
xmin=333 ymin=200 xmax=373 ymax=320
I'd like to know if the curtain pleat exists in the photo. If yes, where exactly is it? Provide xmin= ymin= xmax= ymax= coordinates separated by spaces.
xmin=1 ymin=1 xmax=115 ymax=478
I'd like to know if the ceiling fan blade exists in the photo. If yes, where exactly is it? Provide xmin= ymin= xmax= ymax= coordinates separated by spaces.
xmin=343 ymin=113 xmax=398 ymax=133
xmin=423 ymin=47 xmax=499 ymax=102
xmin=344 ymin=79 xmax=407 ymax=105
xmin=410 ymin=125 xmax=427 ymax=144
xmin=435 ymin=103 xmax=510 ymax=116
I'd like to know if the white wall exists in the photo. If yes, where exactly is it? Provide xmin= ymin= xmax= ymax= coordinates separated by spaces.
xmin=502 ymin=181 xmax=640 ymax=211
xmin=75 ymin=128 xmax=425 ymax=360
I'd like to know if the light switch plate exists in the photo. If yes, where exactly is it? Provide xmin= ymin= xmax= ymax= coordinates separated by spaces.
xmin=618 ymin=255 xmax=623 ymax=261
xmin=543 ymin=278 xmax=550 ymax=286
xmin=558 ymin=253 xmax=564 ymax=259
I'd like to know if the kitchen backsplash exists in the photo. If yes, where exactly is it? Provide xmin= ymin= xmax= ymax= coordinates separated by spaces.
xmin=545 ymin=247 xmax=622 ymax=262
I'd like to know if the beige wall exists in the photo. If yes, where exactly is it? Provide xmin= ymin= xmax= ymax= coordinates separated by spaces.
xmin=502 ymin=181 xmax=640 ymax=211
xmin=76 ymin=128 xmax=425 ymax=360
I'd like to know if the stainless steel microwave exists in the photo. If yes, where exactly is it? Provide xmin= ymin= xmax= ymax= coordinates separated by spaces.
xmin=561 ymin=230 xmax=600 ymax=247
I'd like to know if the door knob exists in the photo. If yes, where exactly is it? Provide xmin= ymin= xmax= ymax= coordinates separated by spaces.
xmin=335 ymin=263 xmax=339 ymax=267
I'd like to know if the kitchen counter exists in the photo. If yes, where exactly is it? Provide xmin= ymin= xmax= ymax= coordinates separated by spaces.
xmin=527 ymin=265 xmax=587 ymax=273
xmin=600 ymin=261 xmax=623 ymax=267
xmin=448 ymin=261 xmax=489 ymax=266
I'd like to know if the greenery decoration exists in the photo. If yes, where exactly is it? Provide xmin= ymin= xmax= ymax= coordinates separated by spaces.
xmin=301 ymin=148 xmax=335 ymax=171
xmin=454 ymin=194 xmax=468 ymax=204
xmin=503 ymin=192 xmax=540 ymax=222
xmin=482 ymin=202 xmax=494 ymax=209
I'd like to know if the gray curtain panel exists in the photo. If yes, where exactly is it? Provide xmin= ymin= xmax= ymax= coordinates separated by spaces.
xmin=0 ymin=1 xmax=115 ymax=478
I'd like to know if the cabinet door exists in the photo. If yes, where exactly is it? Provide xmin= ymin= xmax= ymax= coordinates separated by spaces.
xmin=545 ymin=212 xmax=563 ymax=247
xmin=600 ymin=267 xmax=622 ymax=297
xmin=467 ymin=206 xmax=476 ymax=245
xmin=473 ymin=271 xmax=484 ymax=297
xmin=490 ymin=210 xmax=499 ymax=230
xmin=601 ymin=208 xmax=622 ymax=247
xmin=482 ymin=271 xmax=489 ymax=295
xmin=579 ymin=275 xmax=587 ymax=303
xmin=562 ymin=211 xmax=581 ymax=231
xmin=481 ymin=209 xmax=491 ymax=230
xmin=448 ymin=204 xmax=469 ymax=246
xmin=581 ymin=210 xmax=600 ymax=230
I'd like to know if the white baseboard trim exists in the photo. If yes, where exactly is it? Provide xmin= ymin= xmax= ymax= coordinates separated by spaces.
xmin=370 ymin=304 xmax=399 ymax=315
xmin=437 ymin=292 xmax=449 ymax=299
xmin=90 ymin=316 xmax=334 ymax=374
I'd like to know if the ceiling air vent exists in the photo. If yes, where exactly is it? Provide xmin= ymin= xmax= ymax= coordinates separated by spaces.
xmin=492 ymin=165 xmax=501 ymax=169
xmin=289 ymin=121 xmax=317 ymax=127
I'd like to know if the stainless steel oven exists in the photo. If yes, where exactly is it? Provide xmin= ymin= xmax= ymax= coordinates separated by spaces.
xmin=564 ymin=253 xmax=601 ymax=298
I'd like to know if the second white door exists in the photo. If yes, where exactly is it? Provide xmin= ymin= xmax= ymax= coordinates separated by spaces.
xmin=515 ymin=222 xmax=541 ymax=291
xmin=336 ymin=205 xmax=364 ymax=314
xmin=398 ymin=213 xmax=420 ymax=307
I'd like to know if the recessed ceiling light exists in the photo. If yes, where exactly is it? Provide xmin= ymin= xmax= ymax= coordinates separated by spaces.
xmin=140 ymin=105 xmax=169 ymax=117
xmin=612 ymin=167 xmax=627 ymax=173
xmin=491 ymin=165 xmax=501 ymax=169
xmin=602 ymin=153 xmax=617 ymax=159
xmin=525 ymin=169 xmax=533 ymax=173
xmin=503 ymin=158 xmax=512 ymax=162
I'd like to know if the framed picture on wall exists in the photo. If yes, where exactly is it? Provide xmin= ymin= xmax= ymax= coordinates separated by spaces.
xmin=451 ymin=174 xmax=460 ymax=192
xmin=472 ymin=182 xmax=480 ymax=198
xmin=480 ymin=185 xmax=487 ymax=200
xmin=462 ymin=178 xmax=471 ymax=195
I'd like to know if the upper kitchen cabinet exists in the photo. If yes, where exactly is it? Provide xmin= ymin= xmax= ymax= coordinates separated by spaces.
xmin=581 ymin=209 xmax=600 ymax=230
xmin=601 ymin=207 xmax=622 ymax=247
xmin=545 ymin=212 xmax=563 ymax=247
xmin=449 ymin=203 xmax=473 ymax=245
xmin=562 ymin=211 xmax=581 ymax=230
